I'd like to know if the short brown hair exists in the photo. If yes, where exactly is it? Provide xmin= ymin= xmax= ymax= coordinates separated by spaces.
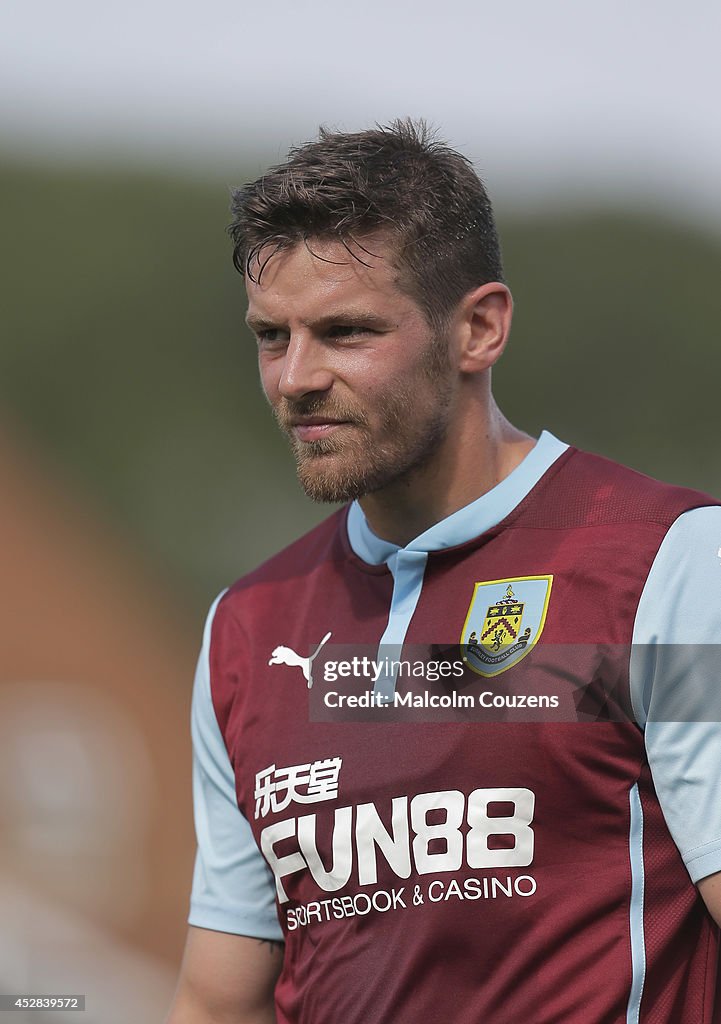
xmin=228 ymin=118 xmax=504 ymax=333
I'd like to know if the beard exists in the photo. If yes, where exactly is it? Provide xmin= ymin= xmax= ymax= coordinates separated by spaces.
xmin=272 ymin=335 xmax=453 ymax=503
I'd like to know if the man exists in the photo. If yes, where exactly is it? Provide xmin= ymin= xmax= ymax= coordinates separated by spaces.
xmin=168 ymin=120 xmax=721 ymax=1023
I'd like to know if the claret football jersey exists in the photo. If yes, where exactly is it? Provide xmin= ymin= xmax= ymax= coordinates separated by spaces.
xmin=189 ymin=432 xmax=721 ymax=1023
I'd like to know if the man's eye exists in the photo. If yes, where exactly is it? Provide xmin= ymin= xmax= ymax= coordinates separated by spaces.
xmin=256 ymin=328 xmax=289 ymax=344
xmin=327 ymin=325 xmax=371 ymax=338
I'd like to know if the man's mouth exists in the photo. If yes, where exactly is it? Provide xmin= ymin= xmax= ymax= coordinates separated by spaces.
xmin=291 ymin=419 xmax=351 ymax=442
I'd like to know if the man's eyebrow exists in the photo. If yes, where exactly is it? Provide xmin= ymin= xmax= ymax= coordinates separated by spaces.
xmin=245 ymin=313 xmax=277 ymax=332
xmin=245 ymin=310 xmax=395 ymax=331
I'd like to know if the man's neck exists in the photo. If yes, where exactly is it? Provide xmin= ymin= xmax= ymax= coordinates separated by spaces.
xmin=358 ymin=404 xmax=536 ymax=547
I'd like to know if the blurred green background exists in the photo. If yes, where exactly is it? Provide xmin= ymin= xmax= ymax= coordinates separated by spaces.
xmin=3 ymin=157 xmax=719 ymax=617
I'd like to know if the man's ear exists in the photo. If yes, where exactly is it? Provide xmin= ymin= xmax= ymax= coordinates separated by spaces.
xmin=456 ymin=283 xmax=513 ymax=374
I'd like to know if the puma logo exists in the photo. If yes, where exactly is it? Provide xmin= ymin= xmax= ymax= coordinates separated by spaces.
xmin=268 ymin=632 xmax=332 ymax=688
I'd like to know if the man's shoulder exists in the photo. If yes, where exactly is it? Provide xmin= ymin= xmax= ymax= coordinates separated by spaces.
xmin=223 ymin=506 xmax=350 ymax=605
xmin=532 ymin=446 xmax=719 ymax=528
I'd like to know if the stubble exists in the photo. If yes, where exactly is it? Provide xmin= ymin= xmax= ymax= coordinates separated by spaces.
xmin=273 ymin=335 xmax=453 ymax=503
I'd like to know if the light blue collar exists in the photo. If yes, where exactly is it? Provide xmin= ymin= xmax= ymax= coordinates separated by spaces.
xmin=346 ymin=430 xmax=569 ymax=565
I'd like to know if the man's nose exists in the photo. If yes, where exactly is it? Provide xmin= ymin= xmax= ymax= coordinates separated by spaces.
xmin=277 ymin=333 xmax=334 ymax=400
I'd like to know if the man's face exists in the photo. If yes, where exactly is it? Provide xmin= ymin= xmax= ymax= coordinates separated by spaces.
xmin=245 ymin=236 xmax=455 ymax=503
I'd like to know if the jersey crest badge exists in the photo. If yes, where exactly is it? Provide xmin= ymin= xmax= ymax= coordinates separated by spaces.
xmin=460 ymin=576 xmax=552 ymax=677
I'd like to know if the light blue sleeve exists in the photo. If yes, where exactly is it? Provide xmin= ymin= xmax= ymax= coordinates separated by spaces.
xmin=630 ymin=505 xmax=721 ymax=883
xmin=188 ymin=592 xmax=284 ymax=940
